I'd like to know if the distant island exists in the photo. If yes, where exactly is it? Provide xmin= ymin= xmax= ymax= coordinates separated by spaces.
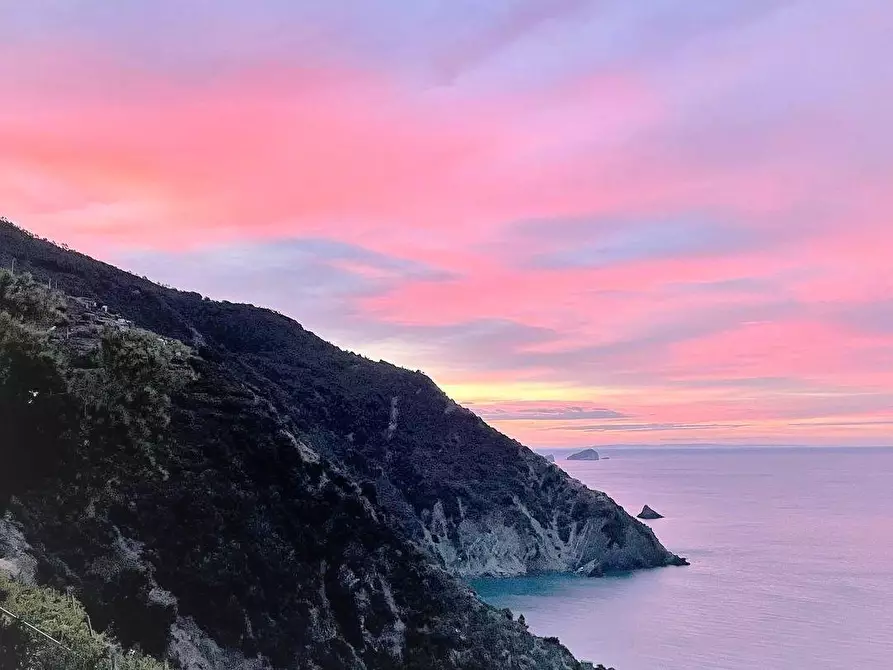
xmin=568 ymin=448 xmax=600 ymax=461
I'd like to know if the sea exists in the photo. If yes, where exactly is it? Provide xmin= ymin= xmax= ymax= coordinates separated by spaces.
xmin=470 ymin=446 xmax=893 ymax=670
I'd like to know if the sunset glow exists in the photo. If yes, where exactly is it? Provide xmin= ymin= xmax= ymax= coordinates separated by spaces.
xmin=3 ymin=2 xmax=893 ymax=446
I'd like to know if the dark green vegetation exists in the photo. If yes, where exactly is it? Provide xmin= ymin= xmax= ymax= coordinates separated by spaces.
xmin=0 ymin=572 xmax=165 ymax=669
xmin=0 ymin=219 xmax=681 ymax=668
xmin=0 ymin=269 xmax=190 ymax=508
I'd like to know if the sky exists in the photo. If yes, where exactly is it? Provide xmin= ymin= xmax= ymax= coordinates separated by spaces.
xmin=2 ymin=1 xmax=893 ymax=447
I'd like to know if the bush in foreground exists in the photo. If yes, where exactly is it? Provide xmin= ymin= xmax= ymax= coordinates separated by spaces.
xmin=0 ymin=572 xmax=167 ymax=669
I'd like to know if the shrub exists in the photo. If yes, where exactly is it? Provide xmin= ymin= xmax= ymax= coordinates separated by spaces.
xmin=0 ymin=573 xmax=166 ymax=669
xmin=0 ymin=270 xmax=66 ymax=328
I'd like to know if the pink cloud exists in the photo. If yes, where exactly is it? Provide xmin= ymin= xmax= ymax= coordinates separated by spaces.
xmin=0 ymin=44 xmax=664 ymax=258
xmin=3 ymin=3 xmax=893 ymax=447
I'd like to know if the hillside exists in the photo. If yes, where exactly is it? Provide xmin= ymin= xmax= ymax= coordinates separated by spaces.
xmin=0 ymin=219 xmax=684 ymax=668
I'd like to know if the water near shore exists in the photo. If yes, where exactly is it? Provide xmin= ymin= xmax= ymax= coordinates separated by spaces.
xmin=471 ymin=447 xmax=893 ymax=670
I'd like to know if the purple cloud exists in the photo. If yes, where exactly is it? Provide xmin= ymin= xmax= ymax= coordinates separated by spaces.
xmin=551 ymin=422 xmax=745 ymax=432
xmin=114 ymin=238 xmax=456 ymax=331
xmin=513 ymin=217 xmax=757 ymax=269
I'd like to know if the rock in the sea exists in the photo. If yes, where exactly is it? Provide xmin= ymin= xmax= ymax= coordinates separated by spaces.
xmin=567 ymin=448 xmax=600 ymax=461
xmin=544 ymin=454 xmax=555 ymax=463
xmin=637 ymin=505 xmax=664 ymax=520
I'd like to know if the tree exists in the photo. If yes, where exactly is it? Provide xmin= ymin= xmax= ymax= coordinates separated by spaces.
xmin=65 ymin=327 xmax=192 ymax=493
xmin=0 ymin=313 xmax=76 ymax=501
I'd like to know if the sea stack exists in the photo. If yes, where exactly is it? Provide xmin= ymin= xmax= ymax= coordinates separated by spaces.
xmin=544 ymin=454 xmax=555 ymax=463
xmin=637 ymin=505 xmax=664 ymax=520
xmin=567 ymin=448 xmax=600 ymax=461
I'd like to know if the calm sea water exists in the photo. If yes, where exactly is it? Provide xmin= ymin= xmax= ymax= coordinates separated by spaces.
xmin=471 ymin=447 xmax=893 ymax=669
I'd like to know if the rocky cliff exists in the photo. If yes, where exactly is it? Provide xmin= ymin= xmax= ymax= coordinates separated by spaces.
xmin=0 ymin=219 xmax=684 ymax=668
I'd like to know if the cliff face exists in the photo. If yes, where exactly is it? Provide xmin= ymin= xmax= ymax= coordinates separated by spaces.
xmin=0 ymin=220 xmax=684 ymax=668
xmin=315 ymin=375 xmax=680 ymax=578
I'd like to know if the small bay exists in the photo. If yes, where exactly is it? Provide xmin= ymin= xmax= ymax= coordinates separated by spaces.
xmin=471 ymin=447 xmax=893 ymax=669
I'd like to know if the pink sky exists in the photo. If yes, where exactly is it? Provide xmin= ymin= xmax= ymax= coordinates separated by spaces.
xmin=3 ymin=1 xmax=893 ymax=447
